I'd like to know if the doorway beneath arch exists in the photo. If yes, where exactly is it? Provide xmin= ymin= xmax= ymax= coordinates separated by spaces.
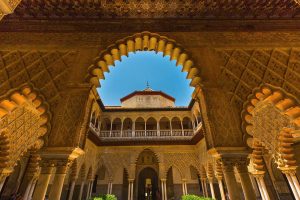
xmin=137 ymin=167 xmax=159 ymax=200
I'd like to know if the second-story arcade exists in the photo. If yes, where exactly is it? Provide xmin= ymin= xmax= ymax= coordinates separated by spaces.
xmin=89 ymin=87 xmax=203 ymax=145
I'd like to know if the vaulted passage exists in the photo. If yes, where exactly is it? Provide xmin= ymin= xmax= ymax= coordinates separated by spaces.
xmin=0 ymin=2 xmax=300 ymax=200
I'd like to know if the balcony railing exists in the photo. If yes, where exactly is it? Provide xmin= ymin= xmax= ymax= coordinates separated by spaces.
xmin=89 ymin=123 xmax=197 ymax=141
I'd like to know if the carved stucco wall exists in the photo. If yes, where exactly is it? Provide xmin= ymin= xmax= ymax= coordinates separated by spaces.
xmin=94 ymin=145 xmax=210 ymax=184
xmin=0 ymin=32 xmax=300 ymax=149
xmin=0 ymin=50 xmax=101 ymax=147
xmin=217 ymin=48 xmax=300 ymax=112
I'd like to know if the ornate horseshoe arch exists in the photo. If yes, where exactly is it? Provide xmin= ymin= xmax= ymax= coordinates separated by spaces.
xmin=241 ymin=84 xmax=299 ymax=170
xmin=0 ymin=84 xmax=51 ymax=179
xmin=86 ymin=31 xmax=202 ymax=89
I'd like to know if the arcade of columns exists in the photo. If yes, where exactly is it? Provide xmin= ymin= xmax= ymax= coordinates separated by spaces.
xmin=0 ymin=1 xmax=300 ymax=199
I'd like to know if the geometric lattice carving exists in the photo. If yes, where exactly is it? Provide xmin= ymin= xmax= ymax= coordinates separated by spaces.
xmin=0 ymin=85 xmax=50 ymax=177
xmin=8 ymin=0 xmax=300 ymax=20
xmin=0 ymin=50 xmax=78 ymax=112
xmin=217 ymin=48 xmax=300 ymax=111
xmin=87 ymin=31 xmax=201 ymax=88
xmin=163 ymin=153 xmax=201 ymax=179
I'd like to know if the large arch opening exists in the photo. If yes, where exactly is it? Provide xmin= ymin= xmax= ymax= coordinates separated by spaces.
xmin=136 ymin=149 xmax=159 ymax=200
xmin=88 ymin=32 xmax=202 ymax=91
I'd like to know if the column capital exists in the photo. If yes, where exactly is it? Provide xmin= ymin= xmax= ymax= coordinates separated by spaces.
xmin=40 ymin=159 xmax=55 ymax=174
xmin=160 ymin=178 xmax=167 ymax=182
xmin=235 ymin=157 xmax=249 ymax=173
xmin=24 ymin=154 xmax=41 ymax=178
xmin=128 ymin=178 xmax=134 ymax=182
xmin=220 ymin=158 xmax=236 ymax=173
xmin=252 ymin=172 xmax=265 ymax=179
xmin=281 ymin=168 xmax=297 ymax=176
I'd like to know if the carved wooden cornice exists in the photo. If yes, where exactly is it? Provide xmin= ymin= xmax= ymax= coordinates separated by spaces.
xmin=5 ymin=0 xmax=300 ymax=20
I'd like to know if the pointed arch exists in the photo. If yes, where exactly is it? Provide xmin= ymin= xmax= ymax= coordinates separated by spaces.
xmin=182 ymin=117 xmax=193 ymax=129
xmin=134 ymin=148 xmax=161 ymax=164
xmin=87 ymin=32 xmax=202 ymax=88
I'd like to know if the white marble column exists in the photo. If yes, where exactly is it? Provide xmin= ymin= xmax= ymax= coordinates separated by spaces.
xmin=284 ymin=172 xmax=300 ymax=200
xmin=49 ymin=162 xmax=70 ymax=200
xmin=208 ymin=179 xmax=215 ymax=199
xmin=182 ymin=179 xmax=187 ymax=195
xmin=157 ymin=121 xmax=160 ymax=136
xmin=161 ymin=179 xmax=167 ymax=200
xmin=236 ymin=161 xmax=256 ymax=200
xmin=180 ymin=120 xmax=184 ymax=136
xmin=128 ymin=181 xmax=131 ymax=200
xmin=169 ymin=120 xmax=173 ymax=136
xmin=132 ymin=122 xmax=135 ymax=137
xmin=28 ymin=179 xmax=37 ymax=200
xmin=221 ymin=159 xmax=240 ymax=200
xmin=128 ymin=179 xmax=134 ymax=200
xmin=86 ymin=181 xmax=92 ymax=199
xmin=32 ymin=162 xmax=54 ymax=200
xmin=217 ymin=179 xmax=226 ymax=200
xmin=121 ymin=119 xmax=124 ymax=137
xmin=67 ymin=180 xmax=76 ymax=200
xmin=78 ymin=181 xmax=85 ymax=200
xmin=291 ymin=174 xmax=300 ymax=196
xmin=0 ymin=176 xmax=6 ymax=193
xmin=161 ymin=179 xmax=165 ymax=200
xmin=110 ymin=120 xmax=113 ymax=136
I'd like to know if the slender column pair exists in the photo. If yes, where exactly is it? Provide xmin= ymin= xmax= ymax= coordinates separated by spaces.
xmin=78 ymin=181 xmax=85 ymax=200
xmin=161 ymin=179 xmax=167 ymax=200
xmin=32 ymin=160 xmax=55 ymax=200
xmin=0 ymin=175 xmax=6 ymax=193
xmin=207 ymin=163 xmax=216 ymax=199
xmin=67 ymin=179 xmax=77 ymax=200
xmin=182 ymin=179 xmax=188 ymax=195
xmin=200 ymin=166 xmax=208 ymax=197
xmin=221 ymin=157 xmax=256 ymax=200
xmin=48 ymin=160 xmax=72 ymax=200
xmin=201 ymin=179 xmax=208 ymax=197
xmin=86 ymin=180 xmax=94 ymax=199
xmin=236 ymin=161 xmax=256 ymax=200
xmin=283 ymin=170 xmax=300 ymax=200
xmin=252 ymin=174 xmax=270 ymax=200
xmin=18 ymin=153 xmax=41 ymax=200
xmin=127 ymin=179 xmax=134 ymax=200
xmin=107 ymin=181 xmax=113 ymax=194
xmin=215 ymin=160 xmax=226 ymax=200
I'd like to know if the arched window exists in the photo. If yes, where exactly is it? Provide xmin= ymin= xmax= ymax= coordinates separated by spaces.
xmin=146 ymin=117 xmax=157 ymax=136
xmin=100 ymin=118 xmax=111 ymax=137
xmin=123 ymin=118 xmax=133 ymax=130
xmin=182 ymin=117 xmax=193 ymax=129
xmin=112 ymin=118 xmax=122 ymax=130
xmin=91 ymin=111 xmax=96 ymax=125
xmin=95 ymin=116 xmax=100 ymax=129
xmin=196 ymin=110 xmax=202 ymax=124
xmin=123 ymin=118 xmax=133 ymax=137
xmin=146 ymin=117 xmax=157 ymax=130
xmin=159 ymin=117 xmax=171 ymax=136
xmin=111 ymin=118 xmax=122 ymax=137
xmin=135 ymin=117 xmax=145 ymax=137
xmin=101 ymin=118 xmax=111 ymax=131
xmin=171 ymin=117 xmax=182 ymax=136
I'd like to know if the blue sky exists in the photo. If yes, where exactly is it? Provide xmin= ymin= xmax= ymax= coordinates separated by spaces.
xmin=98 ymin=51 xmax=194 ymax=106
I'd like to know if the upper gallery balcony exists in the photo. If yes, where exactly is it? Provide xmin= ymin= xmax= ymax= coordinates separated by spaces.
xmin=88 ymin=114 xmax=203 ymax=143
